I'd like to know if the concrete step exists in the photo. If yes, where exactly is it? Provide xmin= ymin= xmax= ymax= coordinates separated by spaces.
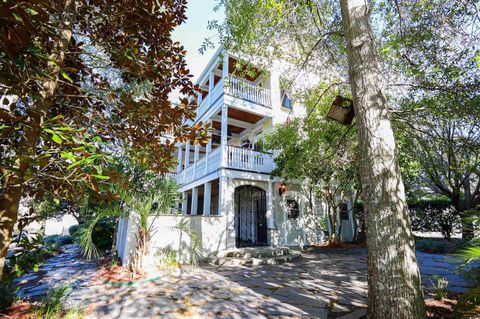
xmin=210 ymin=250 xmax=301 ymax=267
xmin=216 ymin=247 xmax=291 ymax=259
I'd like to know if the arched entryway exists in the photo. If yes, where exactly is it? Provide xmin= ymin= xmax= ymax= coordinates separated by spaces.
xmin=234 ymin=185 xmax=267 ymax=247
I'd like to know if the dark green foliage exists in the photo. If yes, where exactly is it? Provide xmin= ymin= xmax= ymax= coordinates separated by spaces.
xmin=0 ymin=283 xmax=15 ymax=312
xmin=68 ymin=225 xmax=81 ymax=237
xmin=414 ymin=237 xmax=465 ymax=254
xmin=6 ymin=235 xmax=46 ymax=278
xmin=92 ymin=219 xmax=115 ymax=252
xmin=44 ymin=235 xmax=73 ymax=247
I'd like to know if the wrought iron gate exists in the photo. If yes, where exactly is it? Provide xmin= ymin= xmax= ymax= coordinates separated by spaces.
xmin=235 ymin=185 xmax=267 ymax=247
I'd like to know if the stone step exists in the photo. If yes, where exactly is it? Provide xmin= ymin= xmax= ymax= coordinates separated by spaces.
xmin=217 ymin=247 xmax=291 ymax=259
xmin=210 ymin=251 xmax=301 ymax=267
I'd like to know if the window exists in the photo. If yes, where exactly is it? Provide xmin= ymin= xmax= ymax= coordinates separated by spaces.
xmin=340 ymin=202 xmax=350 ymax=220
xmin=286 ymin=199 xmax=300 ymax=219
xmin=281 ymin=92 xmax=292 ymax=109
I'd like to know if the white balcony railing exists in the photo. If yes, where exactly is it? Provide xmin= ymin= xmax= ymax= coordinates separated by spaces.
xmin=225 ymin=145 xmax=274 ymax=173
xmin=224 ymin=75 xmax=271 ymax=108
xmin=196 ymin=75 xmax=271 ymax=120
xmin=177 ymin=145 xmax=274 ymax=185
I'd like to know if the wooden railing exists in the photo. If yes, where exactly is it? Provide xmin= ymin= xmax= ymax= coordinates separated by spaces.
xmin=224 ymin=75 xmax=271 ymax=107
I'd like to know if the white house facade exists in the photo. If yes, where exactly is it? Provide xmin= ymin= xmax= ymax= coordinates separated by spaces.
xmin=116 ymin=49 xmax=356 ymax=265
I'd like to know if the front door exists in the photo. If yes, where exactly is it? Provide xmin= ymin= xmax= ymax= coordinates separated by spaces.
xmin=235 ymin=185 xmax=267 ymax=247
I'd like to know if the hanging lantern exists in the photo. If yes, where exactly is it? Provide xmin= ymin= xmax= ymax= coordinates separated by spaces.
xmin=279 ymin=182 xmax=288 ymax=196
xmin=326 ymin=95 xmax=355 ymax=125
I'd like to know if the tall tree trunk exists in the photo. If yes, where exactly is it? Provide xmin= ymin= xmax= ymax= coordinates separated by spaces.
xmin=339 ymin=0 xmax=425 ymax=318
xmin=0 ymin=2 xmax=74 ymax=281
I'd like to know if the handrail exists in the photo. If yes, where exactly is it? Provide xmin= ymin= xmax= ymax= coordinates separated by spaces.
xmin=224 ymin=75 xmax=271 ymax=108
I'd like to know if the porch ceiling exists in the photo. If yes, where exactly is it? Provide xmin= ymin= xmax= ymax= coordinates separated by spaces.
xmin=217 ymin=108 xmax=264 ymax=124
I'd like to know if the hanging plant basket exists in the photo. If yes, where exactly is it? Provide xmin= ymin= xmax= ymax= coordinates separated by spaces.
xmin=326 ymin=95 xmax=355 ymax=125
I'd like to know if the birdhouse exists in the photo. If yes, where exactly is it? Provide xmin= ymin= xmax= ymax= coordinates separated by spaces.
xmin=326 ymin=95 xmax=355 ymax=125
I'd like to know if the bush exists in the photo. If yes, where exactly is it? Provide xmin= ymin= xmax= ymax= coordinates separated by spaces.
xmin=92 ymin=219 xmax=114 ymax=251
xmin=44 ymin=235 xmax=73 ymax=247
xmin=5 ymin=235 xmax=47 ymax=278
xmin=68 ymin=225 xmax=81 ymax=237
xmin=0 ymin=283 xmax=15 ymax=312
xmin=415 ymin=237 xmax=465 ymax=254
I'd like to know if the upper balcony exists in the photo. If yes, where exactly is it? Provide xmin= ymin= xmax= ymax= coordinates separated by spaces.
xmin=193 ymin=52 xmax=275 ymax=123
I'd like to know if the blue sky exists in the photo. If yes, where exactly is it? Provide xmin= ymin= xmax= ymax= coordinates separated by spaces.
xmin=173 ymin=0 xmax=224 ymax=83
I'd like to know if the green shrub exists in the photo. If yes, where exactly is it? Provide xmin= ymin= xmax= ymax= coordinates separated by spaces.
xmin=0 ymin=283 xmax=15 ymax=312
xmin=5 ymin=235 xmax=47 ymax=278
xmin=429 ymin=276 xmax=449 ymax=300
xmin=45 ymin=235 xmax=73 ymax=247
xmin=68 ymin=225 xmax=81 ymax=237
xmin=32 ymin=284 xmax=83 ymax=319
xmin=415 ymin=237 xmax=465 ymax=254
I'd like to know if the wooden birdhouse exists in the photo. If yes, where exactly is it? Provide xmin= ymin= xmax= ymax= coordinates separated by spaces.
xmin=326 ymin=95 xmax=355 ymax=125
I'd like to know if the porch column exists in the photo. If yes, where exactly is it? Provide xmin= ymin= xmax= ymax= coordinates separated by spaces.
xmin=184 ymin=141 xmax=190 ymax=168
xmin=181 ymin=191 xmax=188 ymax=215
xmin=203 ymin=182 xmax=211 ymax=216
xmin=176 ymin=146 xmax=183 ymax=173
xmin=205 ymin=119 xmax=212 ymax=174
xmin=222 ymin=53 xmax=229 ymax=79
xmin=266 ymin=181 xmax=274 ymax=229
xmin=193 ymin=143 xmax=200 ymax=177
xmin=208 ymin=71 xmax=214 ymax=107
xmin=220 ymin=105 xmax=228 ymax=167
xmin=191 ymin=187 xmax=198 ymax=215
xmin=197 ymin=91 xmax=202 ymax=105
xmin=269 ymin=70 xmax=281 ymax=124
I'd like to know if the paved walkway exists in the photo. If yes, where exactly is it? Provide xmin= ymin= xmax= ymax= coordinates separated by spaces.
xmin=13 ymin=246 xmax=471 ymax=318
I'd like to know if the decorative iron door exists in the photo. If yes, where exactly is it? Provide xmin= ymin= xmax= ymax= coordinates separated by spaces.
xmin=235 ymin=185 xmax=268 ymax=247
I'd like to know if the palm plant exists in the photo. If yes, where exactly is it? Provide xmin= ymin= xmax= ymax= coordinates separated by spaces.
xmin=173 ymin=219 xmax=204 ymax=266
xmin=454 ymin=215 xmax=480 ymax=317
xmin=128 ymin=177 xmax=179 ymax=272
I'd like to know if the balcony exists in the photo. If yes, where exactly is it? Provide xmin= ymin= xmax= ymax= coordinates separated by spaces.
xmin=196 ymin=75 xmax=271 ymax=121
xmin=177 ymin=145 xmax=274 ymax=186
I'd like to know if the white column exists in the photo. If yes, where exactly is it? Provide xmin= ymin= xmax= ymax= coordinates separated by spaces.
xmin=269 ymin=69 xmax=281 ymax=123
xmin=181 ymin=191 xmax=188 ymax=215
xmin=266 ymin=181 xmax=274 ymax=229
xmin=191 ymin=187 xmax=198 ymax=215
xmin=220 ymin=105 xmax=228 ymax=167
xmin=197 ymin=91 xmax=203 ymax=105
xmin=222 ymin=53 xmax=229 ymax=79
xmin=205 ymin=119 xmax=212 ymax=174
xmin=176 ymin=146 xmax=183 ymax=173
xmin=193 ymin=144 xmax=200 ymax=177
xmin=184 ymin=141 xmax=190 ymax=168
xmin=208 ymin=71 xmax=214 ymax=107
xmin=203 ymin=182 xmax=211 ymax=216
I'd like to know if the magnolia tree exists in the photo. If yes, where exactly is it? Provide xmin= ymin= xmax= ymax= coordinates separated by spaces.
xmin=0 ymin=0 xmax=208 ymax=280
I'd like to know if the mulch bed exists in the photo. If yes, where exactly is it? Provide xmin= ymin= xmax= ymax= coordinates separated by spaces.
xmin=92 ymin=264 xmax=148 ymax=284
xmin=2 ymin=300 xmax=36 ymax=319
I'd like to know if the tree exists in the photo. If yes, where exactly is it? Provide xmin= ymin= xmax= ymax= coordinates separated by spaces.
xmin=339 ymin=1 xmax=424 ymax=316
xmin=379 ymin=0 xmax=480 ymax=240
xmin=0 ymin=0 xmax=207 ymax=280
xmin=209 ymin=0 xmax=424 ymax=317
xmin=395 ymin=99 xmax=480 ymax=239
